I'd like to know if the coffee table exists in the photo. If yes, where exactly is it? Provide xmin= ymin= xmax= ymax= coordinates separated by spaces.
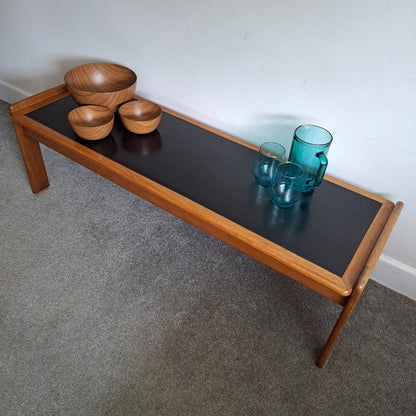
xmin=9 ymin=85 xmax=403 ymax=367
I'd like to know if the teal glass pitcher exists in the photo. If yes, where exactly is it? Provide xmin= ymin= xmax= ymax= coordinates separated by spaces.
xmin=288 ymin=124 xmax=333 ymax=193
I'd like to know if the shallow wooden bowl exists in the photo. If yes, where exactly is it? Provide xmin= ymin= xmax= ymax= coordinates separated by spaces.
xmin=65 ymin=63 xmax=137 ymax=112
xmin=119 ymin=99 xmax=162 ymax=134
xmin=68 ymin=105 xmax=114 ymax=140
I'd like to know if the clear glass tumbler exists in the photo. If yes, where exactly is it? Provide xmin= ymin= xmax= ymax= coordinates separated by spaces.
xmin=268 ymin=161 xmax=305 ymax=208
xmin=252 ymin=142 xmax=286 ymax=187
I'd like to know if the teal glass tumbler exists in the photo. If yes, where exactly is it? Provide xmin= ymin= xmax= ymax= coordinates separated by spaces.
xmin=252 ymin=142 xmax=286 ymax=187
xmin=289 ymin=124 xmax=332 ymax=193
xmin=268 ymin=162 xmax=305 ymax=208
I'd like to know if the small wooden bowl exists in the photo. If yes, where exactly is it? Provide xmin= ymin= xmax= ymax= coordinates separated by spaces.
xmin=65 ymin=63 xmax=137 ymax=112
xmin=119 ymin=99 xmax=162 ymax=134
xmin=68 ymin=105 xmax=114 ymax=140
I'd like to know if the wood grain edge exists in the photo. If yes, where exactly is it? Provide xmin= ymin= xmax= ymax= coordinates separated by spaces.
xmin=341 ymin=198 xmax=395 ymax=289
xmin=15 ymin=113 xmax=350 ymax=303
xmin=356 ymin=201 xmax=404 ymax=291
xmin=9 ymin=84 xmax=69 ymax=115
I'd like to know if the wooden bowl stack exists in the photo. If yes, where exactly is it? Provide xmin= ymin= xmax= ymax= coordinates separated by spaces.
xmin=65 ymin=63 xmax=137 ymax=112
xmin=66 ymin=62 xmax=162 ymax=140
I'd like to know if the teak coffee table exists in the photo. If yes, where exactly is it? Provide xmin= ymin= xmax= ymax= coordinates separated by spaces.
xmin=9 ymin=85 xmax=403 ymax=367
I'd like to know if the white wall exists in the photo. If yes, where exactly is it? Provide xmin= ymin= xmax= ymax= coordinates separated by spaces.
xmin=1 ymin=0 xmax=415 ymax=299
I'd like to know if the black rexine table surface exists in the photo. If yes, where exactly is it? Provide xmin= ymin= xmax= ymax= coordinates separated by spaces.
xmin=26 ymin=94 xmax=381 ymax=277
xmin=9 ymin=85 xmax=403 ymax=367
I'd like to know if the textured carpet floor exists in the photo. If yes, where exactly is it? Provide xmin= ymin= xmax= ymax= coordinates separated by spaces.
xmin=0 ymin=99 xmax=415 ymax=415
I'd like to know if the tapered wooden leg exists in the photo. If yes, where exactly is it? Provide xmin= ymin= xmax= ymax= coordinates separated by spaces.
xmin=13 ymin=122 xmax=49 ymax=194
xmin=316 ymin=202 xmax=404 ymax=368
xmin=316 ymin=288 xmax=361 ymax=368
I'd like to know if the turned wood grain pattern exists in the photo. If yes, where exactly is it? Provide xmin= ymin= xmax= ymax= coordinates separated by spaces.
xmin=119 ymin=99 xmax=162 ymax=134
xmin=68 ymin=105 xmax=114 ymax=140
xmin=64 ymin=63 xmax=137 ymax=112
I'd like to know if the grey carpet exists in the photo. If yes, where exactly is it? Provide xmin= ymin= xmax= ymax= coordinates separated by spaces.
xmin=0 ymin=98 xmax=415 ymax=416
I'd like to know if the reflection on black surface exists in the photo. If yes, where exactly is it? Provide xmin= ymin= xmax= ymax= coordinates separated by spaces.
xmin=263 ymin=195 xmax=310 ymax=239
xmin=247 ymin=179 xmax=311 ymax=240
xmin=78 ymin=135 xmax=117 ymax=158
xmin=247 ymin=180 xmax=270 ymax=208
xmin=122 ymin=129 xmax=162 ymax=155
xmin=26 ymin=95 xmax=383 ymax=277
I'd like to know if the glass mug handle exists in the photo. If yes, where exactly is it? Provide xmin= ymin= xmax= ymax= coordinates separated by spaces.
xmin=315 ymin=152 xmax=328 ymax=186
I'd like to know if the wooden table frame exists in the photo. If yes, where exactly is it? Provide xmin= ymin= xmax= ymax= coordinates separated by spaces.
xmin=9 ymin=85 xmax=403 ymax=367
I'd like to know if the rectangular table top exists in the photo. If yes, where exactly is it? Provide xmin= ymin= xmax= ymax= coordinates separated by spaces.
xmin=26 ymin=95 xmax=384 ymax=278
xmin=10 ymin=85 xmax=401 ymax=367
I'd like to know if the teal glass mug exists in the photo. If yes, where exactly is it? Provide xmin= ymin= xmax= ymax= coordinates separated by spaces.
xmin=288 ymin=124 xmax=333 ymax=193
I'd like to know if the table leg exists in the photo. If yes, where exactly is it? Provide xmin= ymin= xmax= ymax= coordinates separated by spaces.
xmin=316 ymin=201 xmax=403 ymax=368
xmin=13 ymin=122 xmax=49 ymax=194
xmin=316 ymin=287 xmax=361 ymax=368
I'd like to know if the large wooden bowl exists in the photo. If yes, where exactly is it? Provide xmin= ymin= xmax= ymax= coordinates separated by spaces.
xmin=65 ymin=63 xmax=137 ymax=112
xmin=119 ymin=99 xmax=162 ymax=134
xmin=68 ymin=105 xmax=114 ymax=140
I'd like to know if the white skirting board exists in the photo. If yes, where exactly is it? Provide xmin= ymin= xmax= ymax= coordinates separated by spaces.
xmin=1 ymin=80 xmax=415 ymax=301
xmin=372 ymin=255 xmax=416 ymax=301
xmin=0 ymin=80 xmax=32 ymax=104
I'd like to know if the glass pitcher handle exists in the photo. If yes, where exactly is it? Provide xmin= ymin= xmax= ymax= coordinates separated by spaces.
xmin=315 ymin=152 xmax=328 ymax=186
